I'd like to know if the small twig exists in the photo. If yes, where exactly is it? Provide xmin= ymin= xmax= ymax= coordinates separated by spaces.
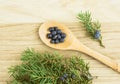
xmin=77 ymin=11 xmax=105 ymax=47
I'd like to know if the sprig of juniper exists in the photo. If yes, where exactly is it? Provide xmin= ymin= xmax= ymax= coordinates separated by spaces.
xmin=8 ymin=48 xmax=93 ymax=84
xmin=77 ymin=11 xmax=105 ymax=47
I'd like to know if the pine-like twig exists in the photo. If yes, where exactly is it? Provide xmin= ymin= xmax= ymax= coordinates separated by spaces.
xmin=77 ymin=11 xmax=105 ymax=47
xmin=8 ymin=48 xmax=93 ymax=84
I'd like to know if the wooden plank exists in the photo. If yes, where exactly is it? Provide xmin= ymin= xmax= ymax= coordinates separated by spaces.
xmin=0 ymin=23 xmax=120 ymax=84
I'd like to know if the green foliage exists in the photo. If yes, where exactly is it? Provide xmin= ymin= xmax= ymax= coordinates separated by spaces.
xmin=77 ymin=11 xmax=105 ymax=47
xmin=8 ymin=48 xmax=93 ymax=84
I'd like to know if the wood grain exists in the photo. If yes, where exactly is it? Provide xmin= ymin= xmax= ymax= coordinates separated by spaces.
xmin=0 ymin=0 xmax=120 ymax=23
xmin=0 ymin=23 xmax=120 ymax=84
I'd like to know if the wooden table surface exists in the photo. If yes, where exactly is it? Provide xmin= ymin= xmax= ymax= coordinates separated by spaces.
xmin=0 ymin=22 xmax=120 ymax=84
xmin=0 ymin=0 xmax=120 ymax=23
xmin=0 ymin=0 xmax=120 ymax=84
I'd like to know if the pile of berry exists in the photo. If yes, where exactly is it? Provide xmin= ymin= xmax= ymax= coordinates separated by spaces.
xmin=59 ymin=73 xmax=76 ymax=82
xmin=47 ymin=27 xmax=66 ymax=44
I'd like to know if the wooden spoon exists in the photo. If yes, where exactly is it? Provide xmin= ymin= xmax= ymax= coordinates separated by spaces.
xmin=39 ymin=21 xmax=120 ymax=73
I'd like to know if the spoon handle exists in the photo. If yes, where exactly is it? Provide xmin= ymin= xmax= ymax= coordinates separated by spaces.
xmin=71 ymin=41 xmax=120 ymax=73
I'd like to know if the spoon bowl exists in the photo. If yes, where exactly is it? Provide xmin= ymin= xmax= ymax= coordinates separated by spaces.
xmin=39 ymin=21 xmax=120 ymax=73
xmin=39 ymin=21 xmax=75 ymax=50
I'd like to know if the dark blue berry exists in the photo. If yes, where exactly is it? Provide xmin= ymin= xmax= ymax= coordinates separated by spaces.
xmin=59 ymin=38 xmax=64 ymax=43
xmin=47 ymin=33 xmax=52 ymax=39
xmin=94 ymin=30 xmax=100 ymax=39
xmin=55 ymin=39 xmax=59 ymax=44
xmin=96 ymin=30 xmax=100 ymax=34
xmin=61 ymin=33 xmax=66 ymax=38
xmin=63 ymin=74 xmax=68 ymax=79
xmin=50 ymin=40 xmax=55 ymax=44
xmin=48 ymin=27 xmax=54 ymax=32
xmin=94 ymin=34 xmax=100 ymax=39
xmin=57 ymin=29 xmax=62 ymax=34
xmin=52 ymin=35 xmax=58 ymax=40
xmin=51 ymin=31 xmax=57 ymax=35
xmin=57 ymin=34 xmax=61 ymax=39
xmin=59 ymin=76 xmax=65 ymax=81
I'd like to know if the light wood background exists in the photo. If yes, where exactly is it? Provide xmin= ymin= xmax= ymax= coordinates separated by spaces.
xmin=0 ymin=0 xmax=120 ymax=84
xmin=0 ymin=0 xmax=120 ymax=23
